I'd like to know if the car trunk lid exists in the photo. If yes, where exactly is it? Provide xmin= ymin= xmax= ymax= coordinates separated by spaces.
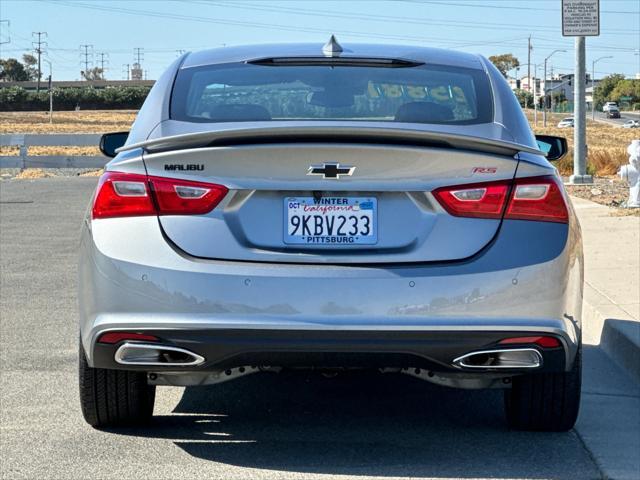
xmin=143 ymin=137 xmax=521 ymax=264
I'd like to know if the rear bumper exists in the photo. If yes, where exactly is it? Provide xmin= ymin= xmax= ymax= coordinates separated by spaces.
xmin=92 ymin=327 xmax=569 ymax=374
xmin=79 ymin=215 xmax=583 ymax=373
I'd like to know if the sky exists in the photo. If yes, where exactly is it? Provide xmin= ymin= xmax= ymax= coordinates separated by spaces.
xmin=1 ymin=0 xmax=638 ymax=81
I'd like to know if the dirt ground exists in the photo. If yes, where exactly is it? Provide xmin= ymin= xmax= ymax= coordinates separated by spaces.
xmin=564 ymin=176 xmax=639 ymax=216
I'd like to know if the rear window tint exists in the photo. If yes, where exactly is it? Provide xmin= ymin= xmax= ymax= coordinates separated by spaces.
xmin=171 ymin=62 xmax=493 ymax=125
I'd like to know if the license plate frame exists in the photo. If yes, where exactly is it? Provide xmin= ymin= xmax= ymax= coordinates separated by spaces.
xmin=283 ymin=196 xmax=378 ymax=245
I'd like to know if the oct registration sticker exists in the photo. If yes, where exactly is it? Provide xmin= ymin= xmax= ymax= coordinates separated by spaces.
xmin=284 ymin=196 xmax=378 ymax=245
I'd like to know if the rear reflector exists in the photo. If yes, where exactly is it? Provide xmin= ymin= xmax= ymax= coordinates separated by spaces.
xmin=98 ymin=332 xmax=159 ymax=344
xmin=433 ymin=175 xmax=568 ymax=223
xmin=498 ymin=336 xmax=561 ymax=348
xmin=92 ymin=171 xmax=228 ymax=219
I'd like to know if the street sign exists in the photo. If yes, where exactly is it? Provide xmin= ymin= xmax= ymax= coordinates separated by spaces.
xmin=620 ymin=96 xmax=632 ymax=101
xmin=562 ymin=0 xmax=600 ymax=37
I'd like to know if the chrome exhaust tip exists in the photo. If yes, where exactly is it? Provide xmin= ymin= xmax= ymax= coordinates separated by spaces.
xmin=453 ymin=348 xmax=542 ymax=369
xmin=114 ymin=343 xmax=205 ymax=367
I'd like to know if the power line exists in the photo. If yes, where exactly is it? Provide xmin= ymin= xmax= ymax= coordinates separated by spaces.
xmin=122 ymin=63 xmax=130 ymax=80
xmin=400 ymin=0 xmax=639 ymax=15
xmin=192 ymin=0 xmax=639 ymax=35
xmin=32 ymin=31 xmax=47 ymax=92
xmin=0 ymin=19 xmax=10 ymax=45
xmin=43 ymin=0 xmax=546 ymax=47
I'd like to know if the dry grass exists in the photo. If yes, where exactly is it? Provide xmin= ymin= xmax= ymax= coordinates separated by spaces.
xmin=2 ymin=109 xmax=638 ymax=176
xmin=0 ymin=110 xmax=136 ymax=133
xmin=79 ymin=169 xmax=104 ymax=177
xmin=0 ymin=145 xmax=99 ymax=156
xmin=525 ymin=110 xmax=638 ymax=176
xmin=14 ymin=168 xmax=55 ymax=179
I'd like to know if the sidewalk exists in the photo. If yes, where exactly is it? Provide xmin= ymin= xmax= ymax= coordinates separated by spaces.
xmin=572 ymin=197 xmax=640 ymax=381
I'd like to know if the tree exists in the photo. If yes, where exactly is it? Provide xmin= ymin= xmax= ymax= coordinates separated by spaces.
xmin=22 ymin=54 xmax=38 ymax=80
xmin=593 ymin=74 xmax=625 ymax=108
xmin=513 ymin=88 xmax=533 ymax=108
xmin=609 ymin=79 xmax=640 ymax=106
xmin=489 ymin=54 xmax=520 ymax=77
xmin=0 ymin=58 xmax=31 ymax=81
xmin=81 ymin=67 xmax=105 ymax=81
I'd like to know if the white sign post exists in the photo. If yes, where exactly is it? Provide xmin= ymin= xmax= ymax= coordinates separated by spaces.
xmin=562 ymin=0 xmax=599 ymax=185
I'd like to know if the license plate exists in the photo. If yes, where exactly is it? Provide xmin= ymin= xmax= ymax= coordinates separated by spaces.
xmin=284 ymin=196 xmax=378 ymax=245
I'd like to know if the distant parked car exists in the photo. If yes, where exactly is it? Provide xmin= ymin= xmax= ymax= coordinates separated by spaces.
xmin=606 ymin=108 xmax=621 ymax=119
xmin=622 ymin=119 xmax=639 ymax=128
xmin=557 ymin=117 xmax=574 ymax=128
xmin=602 ymin=102 xmax=618 ymax=112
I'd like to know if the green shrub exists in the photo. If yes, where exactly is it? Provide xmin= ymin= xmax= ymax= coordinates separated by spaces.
xmin=0 ymin=85 xmax=151 ymax=111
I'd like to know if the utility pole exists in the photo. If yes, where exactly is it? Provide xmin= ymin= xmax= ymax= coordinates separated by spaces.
xmin=44 ymin=59 xmax=52 ymax=123
xmin=133 ymin=47 xmax=143 ymax=65
xmin=570 ymin=36 xmax=592 ymax=184
xmin=543 ymin=49 xmax=566 ymax=127
xmin=533 ymin=63 xmax=539 ymax=125
xmin=97 ymin=52 xmax=109 ymax=79
xmin=79 ymin=44 xmax=93 ymax=80
xmin=527 ymin=35 xmax=532 ymax=92
xmin=131 ymin=48 xmax=144 ymax=80
xmin=32 ymin=31 xmax=47 ymax=92
xmin=591 ymin=56 xmax=612 ymax=120
xmin=122 ymin=64 xmax=130 ymax=80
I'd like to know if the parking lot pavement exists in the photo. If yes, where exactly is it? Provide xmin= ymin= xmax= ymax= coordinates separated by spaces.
xmin=1 ymin=178 xmax=638 ymax=480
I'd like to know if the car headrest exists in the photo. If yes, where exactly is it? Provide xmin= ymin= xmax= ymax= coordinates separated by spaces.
xmin=395 ymin=101 xmax=454 ymax=123
xmin=206 ymin=104 xmax=271 ymax=122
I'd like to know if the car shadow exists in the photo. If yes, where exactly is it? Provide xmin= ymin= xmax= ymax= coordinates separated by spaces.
xmin=106 ymin=346 xmax=603 ymax=479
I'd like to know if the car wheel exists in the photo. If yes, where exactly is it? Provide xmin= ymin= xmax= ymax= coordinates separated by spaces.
xmin=504 ymin=345 xmax=581 ymax=432
xmin=78 ymin=341 xmax=155 ymax=428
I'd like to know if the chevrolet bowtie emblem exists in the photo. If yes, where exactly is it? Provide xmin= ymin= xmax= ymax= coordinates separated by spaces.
xmin=307 ymin=163 xmax=355 ymax=179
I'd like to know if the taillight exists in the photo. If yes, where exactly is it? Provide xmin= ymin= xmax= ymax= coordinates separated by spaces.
xmin=92 ymin=171 xmax=228 ymax=219
xmin=149 ymin=176 xmax=228 ymax=216
xmin=432 ymin=180 xmax=510 ymax=219
xmin=92 ymin=172 xmax=155 ymax=219
xmin=433 ymin=175 xmax=568 ymax=223
xmin=504 ymin=176 xmax=568 ymax=223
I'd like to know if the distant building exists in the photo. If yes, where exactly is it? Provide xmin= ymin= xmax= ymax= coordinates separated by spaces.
xmin=509 ymin=73 xmax=597 ymax=107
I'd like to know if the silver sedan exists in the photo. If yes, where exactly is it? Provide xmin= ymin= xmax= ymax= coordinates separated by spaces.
xmin=79 ymin=38 xmax=582 ymax=432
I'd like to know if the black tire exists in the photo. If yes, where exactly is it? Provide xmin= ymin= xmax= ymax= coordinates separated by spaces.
xmin=79 ymin=341 xmax=155 ymax=428
xmin=504 ymin=345 xmax=581 ymax=432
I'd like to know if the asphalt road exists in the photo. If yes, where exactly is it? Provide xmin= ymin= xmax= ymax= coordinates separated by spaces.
xmin=591 ymin=110 xmax=640 ymax=127
xmin=1 ymin=178 xmax=638 ymax=480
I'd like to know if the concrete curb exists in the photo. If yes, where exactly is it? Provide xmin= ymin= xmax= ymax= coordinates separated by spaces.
xmin=582 ymin=287 xmax=640 ymax=384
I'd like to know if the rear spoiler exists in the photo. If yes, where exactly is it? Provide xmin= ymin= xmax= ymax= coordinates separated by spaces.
xmin=117 ymin=125 xmax=543 ymax=157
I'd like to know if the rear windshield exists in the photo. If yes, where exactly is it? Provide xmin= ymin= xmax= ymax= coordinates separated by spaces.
xmin=170 ymin=61 xmax=493 ymax=125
